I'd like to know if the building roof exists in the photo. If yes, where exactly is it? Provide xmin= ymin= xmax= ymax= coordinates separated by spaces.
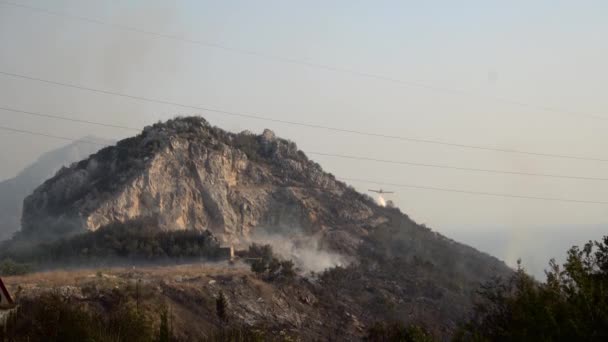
xmin=0 ymin=277 xmax=14 ymax=307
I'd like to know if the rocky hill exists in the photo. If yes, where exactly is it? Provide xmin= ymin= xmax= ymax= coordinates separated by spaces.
xmin=0 ymin=137 xmax=109 ymax=241
xmin=17 ymin=117 xmax=512 ymax=338
xmin=22 ymin=118 xmax=369 ymax=250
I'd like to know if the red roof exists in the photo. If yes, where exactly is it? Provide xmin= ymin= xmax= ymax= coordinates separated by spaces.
xmin=0 ymin=277 xmax=14 ymax=306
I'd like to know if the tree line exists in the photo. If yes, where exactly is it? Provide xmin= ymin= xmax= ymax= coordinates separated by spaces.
xmin=0 ymin=220 xmax=223 ymax=273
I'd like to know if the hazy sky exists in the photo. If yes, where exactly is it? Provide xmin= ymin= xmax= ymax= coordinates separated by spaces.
xmin=0 ymin=1 xmax=606 ymax=258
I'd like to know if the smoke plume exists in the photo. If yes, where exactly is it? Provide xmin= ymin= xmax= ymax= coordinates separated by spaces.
xmin=245 ymin=227 xmax=349 ymax=274
xmin=377 ymin=195 xmax=387 ymax=207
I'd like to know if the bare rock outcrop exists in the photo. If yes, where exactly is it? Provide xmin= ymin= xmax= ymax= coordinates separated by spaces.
xmin=21 ymin=117 xmax=376 ymax=248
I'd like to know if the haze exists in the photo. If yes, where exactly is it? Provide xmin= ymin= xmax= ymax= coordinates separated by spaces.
xmin=1 ymin=0 xmax=606 ymax=276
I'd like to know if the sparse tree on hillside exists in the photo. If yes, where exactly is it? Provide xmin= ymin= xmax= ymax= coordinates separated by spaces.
xmin=0 ymin=258 xmax=31 ymax=276
xmin=158 ymin=308 xmax=170 ymax=342
xmin=246 ymin=244 xmax=297 ymax=281
xmin=456 ymin=236 xmax=608 ymax=341
xmin=279 ymin=260 xmax=296 ymax=279
xmin=216 ymin=290 xmax=228 ymax=323
xmin=2 ymin=293 xmax=155 ymax=342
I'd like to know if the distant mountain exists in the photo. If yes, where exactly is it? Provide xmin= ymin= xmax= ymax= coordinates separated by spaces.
xmin=0 ymin=137 xmax=110 ymax=241
xmin=16 ymin=117 xmax=512 ymax=337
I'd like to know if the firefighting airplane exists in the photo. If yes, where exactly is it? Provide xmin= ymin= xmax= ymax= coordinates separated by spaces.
xmin=368 ymin=189 xmax=394 ymax=194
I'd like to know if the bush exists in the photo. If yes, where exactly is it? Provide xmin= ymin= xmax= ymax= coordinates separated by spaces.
xmin=366 ymin=322 xmax=436 ymax=342
xmin=216 ymin=290 xmax=228 ymax=322
xmin=233 ymin=133 xmax=263 ymax=162
xmin=1 ymin=220 xmax=222 ymax=265
xmin=1 ymin=293 xmax=155 ymax=342
xmin=246 ymin=244 xmax=296 ymax=281
xmin=158 ymin=307 xmax=172 ymax=342
xmin=456 ymin=236 xmax=608 ymax=341
xmin=0 ymin=258 xmax=31 ymax=276
xmin=278 ymin=260 xmax=296 ymax=279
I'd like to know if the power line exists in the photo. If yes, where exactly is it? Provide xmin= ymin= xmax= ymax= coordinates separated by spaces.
xmin=1 ymin=70 xmax=607 ymax=163
xmin=341 ymin=178 xmax=608 ymax=205
xmin=308 ymin=152 xmax=608 ymax=181
xmin=0 ymin=124 xmax=605 ymax=205
xmin=1 ymin=105 xmax=606 ymax=181
xmin=0 ymin=106 xmax=140 ymax=131
xmin=0 ymin=125 xmax=110 ymax=146
xmin=1 ymin=0 xmax=606 ymax=122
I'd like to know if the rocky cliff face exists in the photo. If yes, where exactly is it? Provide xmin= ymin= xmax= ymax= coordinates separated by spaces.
xmin=21 ymin=117 xmax=375 ymax=251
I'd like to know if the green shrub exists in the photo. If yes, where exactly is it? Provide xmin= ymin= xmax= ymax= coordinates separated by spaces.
xmin=216 ymin=290 xmax=228 ymax=323
xmin=158 ymin=307 xmax=172 ymax=342
xmin=2 ymin=220 xmax=222 ymax=265
xmin=0 ymin=258 xmax=31 ymax=276
xmin=2 ymin=293 xmax=154 ymax=342
xmin=456 ymin=236 xmax=608 ymax=341
xmin=245 ymin=244 xmax=296 ymax=282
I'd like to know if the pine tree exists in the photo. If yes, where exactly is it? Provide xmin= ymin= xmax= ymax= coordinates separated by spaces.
xmin=216 ymin=290 xmax=228 ymax=323
xmin=158 ymin=308 xmax=170 ymax=342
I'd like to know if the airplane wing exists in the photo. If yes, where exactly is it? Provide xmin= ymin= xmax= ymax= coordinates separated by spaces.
xmin=368 ymin=189 xmax=380 ymax=193
xmin=383 ymin=191 xmax=394 ymax=194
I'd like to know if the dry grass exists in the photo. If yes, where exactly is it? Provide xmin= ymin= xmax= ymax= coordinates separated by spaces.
xmin=2 ymin=261 xmax=252 ymax=291
xmin=0 ymin=260 xmax=341 ymax=341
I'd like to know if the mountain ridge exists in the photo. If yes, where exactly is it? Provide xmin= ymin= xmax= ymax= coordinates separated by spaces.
xmin=0 ymin=137 xmax=110 ymax=241
xmin=14 ymin=116 xmax=512 ymax=338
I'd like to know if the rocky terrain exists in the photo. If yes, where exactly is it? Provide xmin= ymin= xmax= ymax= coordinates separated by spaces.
xmin=0 ymin=137 xmax=109 ymax=241
xmin=10 ymin=117 xmax=512 ymax=339
xmin=22 ymin=119 xmax=337 ymax=241
xmin=3 ymin=263 xmax=336 ymax=341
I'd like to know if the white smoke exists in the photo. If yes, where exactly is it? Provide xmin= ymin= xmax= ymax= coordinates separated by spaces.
xmin=244 ymin=228 xmax=349 ymax=274
xmin=377 ymin=195 xmax=387 ymax=207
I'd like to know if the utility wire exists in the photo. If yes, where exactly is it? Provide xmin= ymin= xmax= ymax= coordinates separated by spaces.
xmin=307 ymin=152 xmax=608 ymax=181
xmin=1 ymin=70 xmax=607 ymax=163
xmin=0 ymin=106 xmax=140 ymax=131
xmin=0 ymin=0 xmax=606 ymax=121
xmin=0 ymin=125 xmax=111 ymax=146
xmin=0 ymin=124 xmax=605 ymax=205
xmin=1 ymin=106 xmax=606 ymax=181
xmin=341 ymin=178 xmax=608 ymax=205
